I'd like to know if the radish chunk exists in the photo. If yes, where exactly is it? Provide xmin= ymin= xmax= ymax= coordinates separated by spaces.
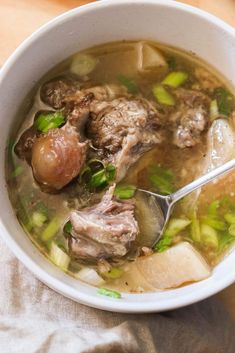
xmin=137 ymin=42 xmax=168 ymax=74
xmin=136 ymin=242 xmax=211 ymax=289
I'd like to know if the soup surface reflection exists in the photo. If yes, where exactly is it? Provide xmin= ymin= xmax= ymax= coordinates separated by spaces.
xmin=6 ymin=41 xmax=235 ymax=295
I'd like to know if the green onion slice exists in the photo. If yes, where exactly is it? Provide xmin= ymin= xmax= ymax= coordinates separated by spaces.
xmin=34 ymin=111 xmax=65 ymax=133
xmin=97 ymin=287 xmax=121 ymax=299
xmin=152 ymin=84 xmax=175 ymax=106
xmin=162 ymin=71 xmax=188 ymax=88
xmin=117 ymin=74 xmax=138 ymax=94
xmin=114 ymin=185 xmax=136 ymax=199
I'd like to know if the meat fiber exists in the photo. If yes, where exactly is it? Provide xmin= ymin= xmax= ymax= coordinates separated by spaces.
xmin=88 ymin=97 xmax=162 ymax=181
xmin=68 ymin=187 xmax=139 ymax=261
xmin=170 ymin=89 xmax=210 ymax=148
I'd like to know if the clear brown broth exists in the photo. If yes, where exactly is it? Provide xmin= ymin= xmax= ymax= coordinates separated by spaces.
xmin=6 ymin=40 xmax=235 ymax=293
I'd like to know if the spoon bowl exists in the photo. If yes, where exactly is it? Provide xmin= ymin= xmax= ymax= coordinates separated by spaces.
xmin=138 ymin=158 xmax=235 ymax=245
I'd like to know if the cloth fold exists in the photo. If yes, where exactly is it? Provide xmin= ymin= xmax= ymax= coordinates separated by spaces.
xmin=0 ymin=238 xmax=234 ymax=353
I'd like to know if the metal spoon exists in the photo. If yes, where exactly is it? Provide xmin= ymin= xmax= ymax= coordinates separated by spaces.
xmin=137 ymin=158 xmax=235 ymax=245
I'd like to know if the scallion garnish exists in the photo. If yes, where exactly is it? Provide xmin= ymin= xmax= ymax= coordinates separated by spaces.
xmin=152 ymin=84 xmax=175 ymax=106
xmin=64 ymin=220 xmax=73 ymax=234
xmin=97 ymin=287 xmax=121 ymax=299
xmin=88 ymin=163 xmax=116 ymax=190
xmin=162 ymin=71 xmax=188 ymax=88
xmin=41 ymin=218 xmax=60 ymax=242
xmin=214 ymin=87 xmax=233 ymax=117
xmin=117 ymin=74 xmax=138 ymax=94
xmin=11 ymin=165 xmax=24 ymax=178
xmin=149 ymin=165 xmax=175 ymax=195
xmin=34 ymin=111 xmax=65 ymax=133
xmin=114 ymin=185 xmax=136 ymax=199
xmin=210 ymin=99 xmax=219 ymax=121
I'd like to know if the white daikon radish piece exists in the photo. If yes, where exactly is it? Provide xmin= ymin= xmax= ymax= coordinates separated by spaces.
xmin=137 ymin=42 xmax=168 ymax=74
xmin=111 ymin=242 xmax=210 ymax=292
xmin=202 ymin=119 xmax=235 ymax=172
xmin=75 ymin=268 xmax=105 ymax=286
xmin=135 ymin=242 xmax=210 ymax=289
xmin=182 ymin=119 xmax=235 ymax=214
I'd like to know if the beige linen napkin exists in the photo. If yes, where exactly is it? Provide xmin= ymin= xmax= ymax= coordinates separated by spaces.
xmin=0 ymin=237 xmax=234 ymax=353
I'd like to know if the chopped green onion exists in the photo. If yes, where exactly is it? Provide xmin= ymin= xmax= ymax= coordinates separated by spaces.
xmin=202 ymin=217 xmax=226 ymax=231
xmin=88 ymin=164 xmax=116 ymax=190
xmin=64 ymin=220 xmax=72 ymax=234
xmin=154 ymin=235 xmax=172 ymax=252
xmin=11 ymin=165 xmax=23 ymax=178
xmin=89 ymin=169 xmax=108 ymax=189
xmin=208 ymin=200 xmax=220 ymax=217
xmin=97 ymin=287 xmax=121 ymax=299
xmin=162 ymin=71 xmax=188 ymax=88
xmin=117 ymin=74 xmax=138 ymax=94
xmin=210 ymin=99 xmax=219 ymax=121
xmin=224 ymin=213 xmax=235 ymax=224
xmin=50 ymin=242 xmax=70 ymax=270
xmin=219 ymin=233 xmax=235 ymax=252
xmin=190 ymin=216 xmax=201 ymax=242
xmin=106 ymin=164 xmax=116 ymax=181
xmin=201 ymin=224 xmax=219 ymax=249
xmin=228 ymin=224 xmax=235 ymax=236
xmin=152 ymin=84 xmax=175 ymax=106
xmin=41 ymin=218 xmax=60 ymax=242
xmin=32 ymin=211 xmax=47 ymax=228
xmin=214 ymin=87 xmax=233 ymax=117
xmin=70 ymin=53 xmax=97 ymax=76
xmin=164 ymin=218 xmax=191 ymax=237
xmin=114 ymin=185 xmax=136 ymax=199
xmin=102 ymin=267 xmax=123 ymax=280
xmin=149 ymin=165 xmax=175 ymax=195
xmin=34 ymin=111 xmax=65 ymax=133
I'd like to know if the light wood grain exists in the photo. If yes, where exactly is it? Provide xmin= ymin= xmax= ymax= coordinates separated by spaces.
xmin=0 ymin=0 xmax=235 ymax=317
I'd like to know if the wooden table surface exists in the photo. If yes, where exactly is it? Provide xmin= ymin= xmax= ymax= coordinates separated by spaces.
xmin=1 ymin=0 xmax=235 ymax=318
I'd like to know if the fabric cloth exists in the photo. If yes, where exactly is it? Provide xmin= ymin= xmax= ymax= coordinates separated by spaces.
xmin=0 ymin=238 xmax=235 ymax=353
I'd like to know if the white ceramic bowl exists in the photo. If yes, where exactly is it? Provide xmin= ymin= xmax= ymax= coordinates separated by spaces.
xmin=0 ymin=0 xmax=235 ymax=313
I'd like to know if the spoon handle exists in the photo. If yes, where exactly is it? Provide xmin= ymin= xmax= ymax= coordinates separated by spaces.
xmin=170 ymin=158 xmax=235 ymax=204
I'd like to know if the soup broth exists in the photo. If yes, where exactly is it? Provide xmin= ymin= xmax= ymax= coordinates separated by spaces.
xmin=6 ymin=41 xmax=235 ymax=295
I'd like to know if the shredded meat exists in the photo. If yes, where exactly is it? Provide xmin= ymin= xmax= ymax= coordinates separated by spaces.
xmin=88 ymin=97 xmax=162 ymax=181
xmin=40 ymin=78 xmax=80 ymax=109
xmin=170 ymin=89 xmax=210 ymax=148
xmin=68 ymin=186 xmax=139 ymax=261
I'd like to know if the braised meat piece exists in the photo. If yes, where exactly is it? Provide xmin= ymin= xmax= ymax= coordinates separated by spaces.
xmin=40 ymin=78 xmax=80 ymax=109
xmin=17 ymin=80 xmax=162 ymax=189
xmin=88 ymin=97 xmax=162 ymax=181
xmin=31 ymin=126 xmax=87 ymax=190
xmin=68 ymin=187 xmax=139 ymax=261
xmin=170 ymin=89 xmax=210 ymax=148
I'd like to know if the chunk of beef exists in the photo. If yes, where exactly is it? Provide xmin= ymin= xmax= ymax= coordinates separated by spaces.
xmin=68 ymin=187 xmax=139 ymax=261
xmin=31 ymin=126 xmax=87 ymax=190
xmin=170 ymin=89 xmax=210 ymax=148
xmin=63 ymin=92 xmax=94 ymax=133
xmin=40 ymin=78 xmax=80 ymax=109
xmin=88 ymin=97 xmax=162 ymax=181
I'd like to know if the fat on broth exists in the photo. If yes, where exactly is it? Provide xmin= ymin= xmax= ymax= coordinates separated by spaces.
xmin=6 ymin=41 xmax=235 ymax=294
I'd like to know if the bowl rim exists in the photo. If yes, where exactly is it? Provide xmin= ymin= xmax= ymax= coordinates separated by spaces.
xmin=1 ymin=0 xmax=235 ymax=313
